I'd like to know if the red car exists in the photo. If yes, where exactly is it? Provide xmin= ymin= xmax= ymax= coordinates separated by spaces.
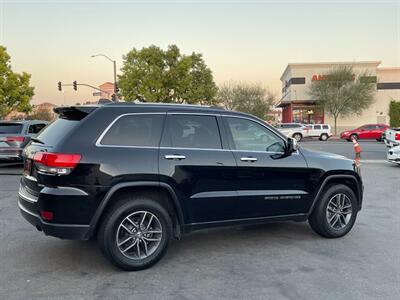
xmin=340 ymin=124 xmax=389 ymax=141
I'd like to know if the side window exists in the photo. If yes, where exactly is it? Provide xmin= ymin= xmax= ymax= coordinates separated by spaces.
xmin=163 ymin=115 xmax=222 ymax=149
xmin=28 ymin=124 xmax=46 ymax=134
xmin=322 ymin=125 xmax=329 ymax=129
xmin=100 ymin=114 xmax=164 ymax=147
xmin=314 ymin=125 xmax=321 ymax=130
xmin=225 ymin=117 xmax=285 ymax=152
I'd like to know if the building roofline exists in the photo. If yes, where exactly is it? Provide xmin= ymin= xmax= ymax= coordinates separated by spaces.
xmin=280 ymin=61 xmax=382 ymax=81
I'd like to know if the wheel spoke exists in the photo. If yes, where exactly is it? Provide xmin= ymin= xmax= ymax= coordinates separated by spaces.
xmin=140 ymin=212 xmax=147 ymax=227
xmin=121 ymin=224 xmax=132 ymax=234
xmin=118 ymin=236 xmax=132 ymax=246
xmin=331 ymin=214 xmax=340 ymax=227
xmin=328 ymin=213 xmax=337 ymax=223
xmin=143 ymin=240 xmax=148 ymax=256
xmin=136 ymin=240 xmax=141 ymax=258
xmin=122 ymin=239 xmax=138 ymax=253
xmin=126 ymin=217 xmax=138 ymax=229
xmin=143 ymin=237 xmax=161 ymax=242
xmin=145 ymin=215 xmax=154 ymax=231
xmin=146 ymin=230 xmax=162 ymax=234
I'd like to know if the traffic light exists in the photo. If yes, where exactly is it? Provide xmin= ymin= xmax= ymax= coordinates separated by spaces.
xmin=115 ymin=83 xmax=119 ymax=93
xmin=58 ymin=81 xmax=62 ymax=91
xmin=73 ymin=81 xmax=77 ymax=91
xmin=111 ymin=94 xmax=116 ymax=102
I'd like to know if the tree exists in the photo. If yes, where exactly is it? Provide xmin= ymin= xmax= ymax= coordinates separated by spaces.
xmin=0 ymin=46 xmax=34 ymax=119
xmin=217 ymin=81 xmax=275 ymax=119
xmin=308 ymin=66 xmax=375 ymax=134
xmin=118 ymin=45 xmax=218 ymax=104
xmin=27 ymin=106 xmax=54 ymax=121
xmin=388 ymin=100 xmax=400 ymax=127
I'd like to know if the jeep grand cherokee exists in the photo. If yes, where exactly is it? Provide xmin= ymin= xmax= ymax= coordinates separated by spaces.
xmin=18 ymin=103 xmax=363 ymax=270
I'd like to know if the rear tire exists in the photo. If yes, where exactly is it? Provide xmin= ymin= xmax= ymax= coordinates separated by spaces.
xmin=320 ymin=133 xmax=329 ymax=141
xmin=293 ymin=133 xmax=302 ymax=142
xmin=350 ymin=134 xmax=358 ymax=141
xmin=308 ymin=184 xmax=358 ymax=238
xmin=97 ymin=196 xmax=172 ymax=271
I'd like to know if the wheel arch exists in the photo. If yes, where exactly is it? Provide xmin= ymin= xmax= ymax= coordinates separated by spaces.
xmin=86 ymin=181 xmax=184 ymax=239
xmin=307 ymin=174 xmax=362 ymax=216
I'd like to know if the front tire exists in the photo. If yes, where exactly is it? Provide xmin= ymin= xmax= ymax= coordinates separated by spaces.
xmin=308 ymin=184 xmax=358 ymax=238
xmin=98 ymin=197 xmax=172 ymax=271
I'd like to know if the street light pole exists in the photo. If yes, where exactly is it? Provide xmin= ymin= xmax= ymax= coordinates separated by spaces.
xmin=91 ymin=53 xmax=118 ymax=101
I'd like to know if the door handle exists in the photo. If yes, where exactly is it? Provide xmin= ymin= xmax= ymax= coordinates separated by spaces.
xmin=240 ymin=157 xmax=257 ymax=162
xmin=164 ymin=154 xmax=186 ymax=160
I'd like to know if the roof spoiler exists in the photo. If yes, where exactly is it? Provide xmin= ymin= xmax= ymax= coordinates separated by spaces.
xmin=53 ymin=106 xmax=98 ymax=120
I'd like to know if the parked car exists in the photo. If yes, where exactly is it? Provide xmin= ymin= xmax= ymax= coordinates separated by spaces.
xmin=305 ymin=124 xmax=332 ymax=141
xmin=340 ymin=124 xmax=389 ymax=141
xmin=0 ymin=120 xmax=48 ymax=161
xmin=387 ymin=145 xmax=400 ymax=165
xmin=19 ymin=103 xmax=363 ymax=271
xmin=384 ymin=127 xmax=400 ymax=147
xmin=275 ymin=123 xmax=308 ymax=141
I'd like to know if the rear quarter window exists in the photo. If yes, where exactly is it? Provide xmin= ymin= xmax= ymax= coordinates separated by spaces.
xmin=0 ymin=123 xmax=23 ymax=134
xmin=36 ymin=119 xmax=79 ymax=146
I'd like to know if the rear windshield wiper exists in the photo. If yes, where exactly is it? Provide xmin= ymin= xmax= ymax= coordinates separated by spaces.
xmin=30 ymin=137 xmax=44 ymax=144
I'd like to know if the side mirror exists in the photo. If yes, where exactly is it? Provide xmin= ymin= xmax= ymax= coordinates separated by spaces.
xmin=286 ymin=137 xmax=298 ymax=154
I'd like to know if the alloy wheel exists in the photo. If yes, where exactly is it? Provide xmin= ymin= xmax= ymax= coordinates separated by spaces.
xmin=116 ymin=211 xmax=163 ymax=260
xmin=326 ymin=193 xmax=353 ymax=230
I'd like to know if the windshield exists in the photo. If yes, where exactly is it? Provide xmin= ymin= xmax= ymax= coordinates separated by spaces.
xmin=0 ymin=123 xmax=23 ymax=134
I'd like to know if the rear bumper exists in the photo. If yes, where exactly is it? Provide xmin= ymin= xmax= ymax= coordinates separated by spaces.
xmin=18 ymin=180 xmax=91 ymax=240
xmin=18 ymin=201 xmax=90 ymax=239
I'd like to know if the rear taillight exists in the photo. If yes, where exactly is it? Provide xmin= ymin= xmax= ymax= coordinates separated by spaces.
xmin=395 ymin=133 xmax=400 ymax=141
xmin=33 ymin=152 xmax=81 ymax=175
xmin=6 ymin=136 xmax=25 ymax=143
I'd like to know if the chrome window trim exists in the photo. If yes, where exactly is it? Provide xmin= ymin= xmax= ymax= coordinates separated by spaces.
xmin=95 ymin=112 xmax=166 ymax=148
xmin=160 ymin=146 xmax=230 ymax=152
xmin=95 ymin=111 xmax=292 ymax=155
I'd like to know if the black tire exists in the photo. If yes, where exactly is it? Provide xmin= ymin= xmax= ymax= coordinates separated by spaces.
xmin=97 ymin=196 xmax=172 ymax=271
xmin=308 ymin=184 xmax=358 ymax=238
xmin=292 ymin=133 xmax=302 ymax=142
xmin=349 ymin=134 xmax=358 ymax=141
xmin=320 ymin=133 xmax=329 ymax=141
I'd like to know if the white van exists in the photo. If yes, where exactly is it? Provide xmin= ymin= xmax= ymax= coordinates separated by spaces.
xmin=306 ymin=124 xmax=332 ymax=141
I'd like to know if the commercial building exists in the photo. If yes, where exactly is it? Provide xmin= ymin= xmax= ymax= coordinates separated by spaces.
xmin=277 ymin=61 xmax=400 ymax=131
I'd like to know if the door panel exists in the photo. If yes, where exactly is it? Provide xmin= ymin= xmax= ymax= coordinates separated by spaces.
xmin=159 ymin=114 xmax=237 ymax=224
xmin=224 ymin=116 xmax=312 ymax=218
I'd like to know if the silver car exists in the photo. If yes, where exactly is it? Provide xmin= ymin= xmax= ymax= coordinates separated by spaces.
xmin=0 ymin=120 xmax=48 ymax=161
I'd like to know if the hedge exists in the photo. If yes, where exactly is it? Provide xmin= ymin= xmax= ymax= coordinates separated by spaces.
xmin=389 ymin=100 xmax=400 ymax=127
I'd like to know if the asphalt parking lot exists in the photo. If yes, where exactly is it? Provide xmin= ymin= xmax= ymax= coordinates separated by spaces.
xmin=0 ymin=140 xmax=399 ymax=299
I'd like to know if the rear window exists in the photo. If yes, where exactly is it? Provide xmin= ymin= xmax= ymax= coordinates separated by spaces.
xmin=100 ymin=114 xmax=164 ymax=147
xmin=0 ymin=123 xmax=23 ymax=134
xmin=36 ymin=119 xmax=79 ymax=145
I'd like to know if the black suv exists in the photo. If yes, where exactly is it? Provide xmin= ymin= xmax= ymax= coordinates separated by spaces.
xmin=19 ymin=103 xmax=363 ymax=270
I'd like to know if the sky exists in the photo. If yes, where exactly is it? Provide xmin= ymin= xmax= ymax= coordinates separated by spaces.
xmin=0 ymin=0 xmax=399 ymax=105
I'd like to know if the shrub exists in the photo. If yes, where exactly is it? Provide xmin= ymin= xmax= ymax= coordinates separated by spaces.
xmin=389 ymin=100 xmax=400 ymax=127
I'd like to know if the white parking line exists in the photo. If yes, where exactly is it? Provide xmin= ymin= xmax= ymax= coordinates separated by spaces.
xmin=360 ymin=160 xmax=390 ymax=164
